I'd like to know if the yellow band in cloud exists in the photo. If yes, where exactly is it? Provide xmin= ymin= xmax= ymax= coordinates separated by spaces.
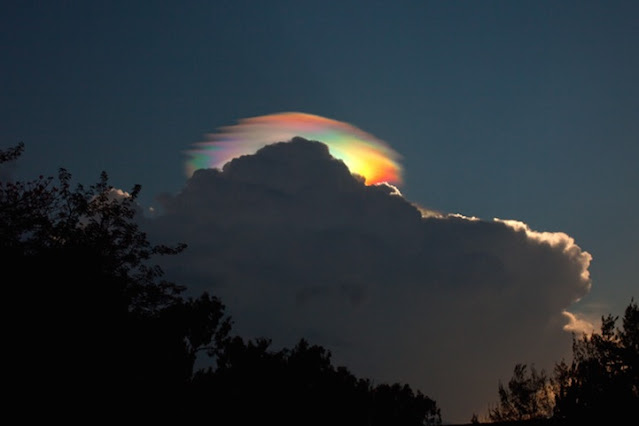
xmin=185 ymin=112 xmax=403 ymax=186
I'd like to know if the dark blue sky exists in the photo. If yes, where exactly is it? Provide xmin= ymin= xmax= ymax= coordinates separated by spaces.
xmin=2 ymin=0 xmax=637 ymax=410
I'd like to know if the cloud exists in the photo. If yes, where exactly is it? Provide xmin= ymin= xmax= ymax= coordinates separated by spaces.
xmin=561 ymin=310 xmax=597 ymax=335
xmin=146 ymin=137 xmax=592 ymax=423
xmin=184 ymin=112 xmax=403 ymax=185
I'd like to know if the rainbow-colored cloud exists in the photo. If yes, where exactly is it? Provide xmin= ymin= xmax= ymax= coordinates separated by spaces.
xmin=185 ymin=112 xmax=403 ymax=186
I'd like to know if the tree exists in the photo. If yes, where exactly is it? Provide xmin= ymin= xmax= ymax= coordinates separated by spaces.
xmin=192 ymin=336 xmax=441 ymax=425
xmin=553 ymin=299 xmax=638 ymax=423
xmin=488 ymin=299 xmax=638 ymax=424
xmin=1 ymin=143 xmax=231 ymax=418
xmin=488 ymin=363 xmax=554 ymax=422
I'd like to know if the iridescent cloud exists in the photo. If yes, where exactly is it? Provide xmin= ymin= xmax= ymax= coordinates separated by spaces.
xmin=185 ymin=112 xmax=403 ymax=185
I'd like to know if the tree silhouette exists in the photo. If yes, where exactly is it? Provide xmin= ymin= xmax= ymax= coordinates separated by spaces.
xmin=488 ymin=363 xmax=553 ymax=422
xmin=487 ymin=299 xmax=638 ymax=424
xmin=191 ymin=336 xmax=441 ymax=425
xmin=553 ymin=299 xmax=638 ymax=423
xmin=1 ymin=144 xmax=231 ymax=418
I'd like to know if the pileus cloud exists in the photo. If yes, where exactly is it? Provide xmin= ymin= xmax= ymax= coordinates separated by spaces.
xmin=146 ymin=137 xmax=592 ymax=423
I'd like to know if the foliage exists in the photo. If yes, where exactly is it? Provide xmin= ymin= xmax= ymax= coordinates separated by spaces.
xmin=488 ymin=364 xmax=554 ymax=422
xmin=553 ymin=299 xmax=638 ymax=423
xmin=488 ymin=299 xmax=638 ymax=424
xmin=192 ymin=336 xmax=442 ymax=425
xmin=1 ymin=143 xmax=231 ymax=414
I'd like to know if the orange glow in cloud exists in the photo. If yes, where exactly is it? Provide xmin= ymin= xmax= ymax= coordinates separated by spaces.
xmin=185 ymin=112 xmax=403 ymax=186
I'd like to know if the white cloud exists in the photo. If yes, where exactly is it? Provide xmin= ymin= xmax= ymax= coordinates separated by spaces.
xmin=495 ymin=218 xmax=593 ymax=284
xmin=107 ymin=188 xmax=132 ymax=200
xmin=562 ymin=310 xmax=597 ymax=335
xmin=145 ymin=138 xmax=593 ymax=424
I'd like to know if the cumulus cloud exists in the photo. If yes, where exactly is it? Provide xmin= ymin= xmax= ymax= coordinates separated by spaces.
xmin=146 ymin=138 xmax=592 ymax=423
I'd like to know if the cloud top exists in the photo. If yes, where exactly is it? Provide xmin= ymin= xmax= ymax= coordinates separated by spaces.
xmin=185 ymin=112 xmax=403 ymax=185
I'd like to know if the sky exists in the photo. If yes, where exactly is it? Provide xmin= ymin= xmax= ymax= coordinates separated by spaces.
xmin=2 ymin=1 xmax=637 ymax=423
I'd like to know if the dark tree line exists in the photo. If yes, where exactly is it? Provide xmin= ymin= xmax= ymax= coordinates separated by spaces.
xmin=1 ymin=143 xmax=441 ymax=425
xmin=191 ymin=336 xmax=440 ymax=425
xmin=486 ymin=300 xmax=638 ymax=424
